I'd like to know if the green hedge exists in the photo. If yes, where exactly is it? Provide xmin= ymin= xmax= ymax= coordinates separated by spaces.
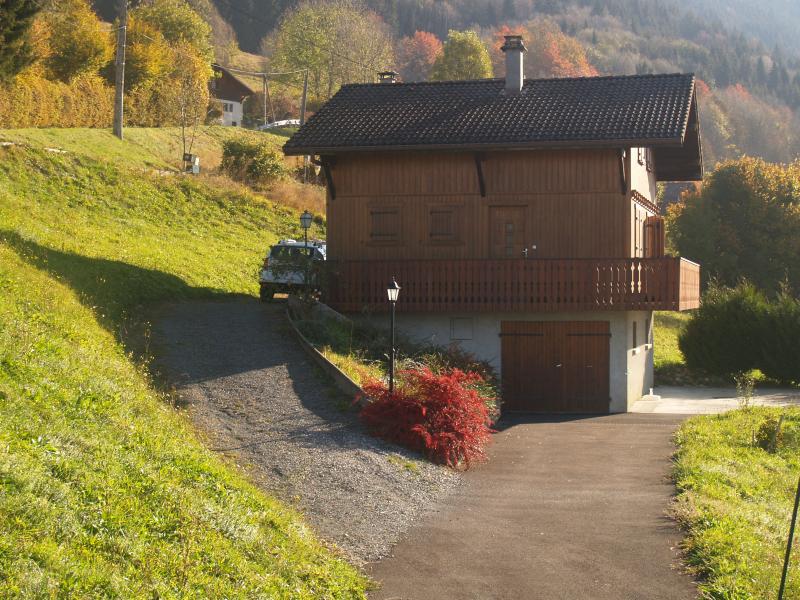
xmin=679 ymin=283 xmax=800 ymax=384
xmin=220 ymin=139 xmax=288 ymax=185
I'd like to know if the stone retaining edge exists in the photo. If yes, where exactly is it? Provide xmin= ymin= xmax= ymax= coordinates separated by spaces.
xmin=284 ymin=307 xmax=367 ymax=405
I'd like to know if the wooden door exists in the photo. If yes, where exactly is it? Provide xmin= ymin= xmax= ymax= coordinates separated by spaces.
xmin=501 ymin=321 xmax=610 ymax=413
xmin=489 ymin=206 xmax=527 ymax=259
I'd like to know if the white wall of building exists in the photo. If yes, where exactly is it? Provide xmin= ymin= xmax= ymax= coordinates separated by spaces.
xmin=221 ymin=100 xmax=244 ymax=127
xmin=630 ymin=146 xmax=658 ymax=201
xmin=365 ymin=310 xmax=654 ymax=412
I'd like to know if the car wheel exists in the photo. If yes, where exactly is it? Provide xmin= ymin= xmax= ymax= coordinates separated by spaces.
xmin=259 ymin=284 xmax=275 ymax=303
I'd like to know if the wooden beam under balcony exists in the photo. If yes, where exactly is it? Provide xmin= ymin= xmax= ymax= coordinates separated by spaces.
xmin=324 ymin=257 xmax=700 ymax=313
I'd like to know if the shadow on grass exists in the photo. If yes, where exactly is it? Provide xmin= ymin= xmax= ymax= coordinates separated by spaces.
xmin=0 ymin=229 xmax=240 ymax=342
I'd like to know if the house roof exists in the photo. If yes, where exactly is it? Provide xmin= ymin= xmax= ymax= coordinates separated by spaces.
xmin=210 ymin=64 xmax=256 ymax=102
xmin=283 ymin=73 xmax=703 ymax=181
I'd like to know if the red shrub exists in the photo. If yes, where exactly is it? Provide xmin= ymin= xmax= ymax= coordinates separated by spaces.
xmin=358 ymin=367 xmax=495 ymax=469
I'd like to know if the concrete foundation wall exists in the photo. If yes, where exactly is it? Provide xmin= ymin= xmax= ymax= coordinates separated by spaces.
xmin=365 ymin=310 xmax=654 ymax=413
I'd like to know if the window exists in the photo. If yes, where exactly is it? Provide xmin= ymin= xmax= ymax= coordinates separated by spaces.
xmin=632 ymin=321 xmax=638 ymax=348
xmin=645 ymin=317 xmax=651 ymax=345
xmin=637 ymin=147 xmax=645 ymax=165
xmin=429 ymin=206 xmax=461 ymax=243
xmin=369 ymin=207 xmax=401 ymax=243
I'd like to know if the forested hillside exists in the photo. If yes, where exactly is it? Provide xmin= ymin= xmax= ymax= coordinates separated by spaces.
xmin=675 ymin=0 xmax=800 ymax=56
xmin=191 ymin=0 xmax=800 ymax=167
xmin=23 ymin=0 xmax=800 ymax=167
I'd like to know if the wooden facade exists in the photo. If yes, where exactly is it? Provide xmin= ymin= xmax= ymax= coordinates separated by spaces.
xmin=323 ymin=147 xmax=698 ymax=312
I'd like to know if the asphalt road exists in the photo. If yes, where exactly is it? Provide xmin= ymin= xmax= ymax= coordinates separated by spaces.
xmin=367 ymin=413 xmax=696 ymax=600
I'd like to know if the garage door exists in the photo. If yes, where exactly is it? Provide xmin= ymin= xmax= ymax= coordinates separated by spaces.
xmin=500 ymin=321 xmax=610 ymax=413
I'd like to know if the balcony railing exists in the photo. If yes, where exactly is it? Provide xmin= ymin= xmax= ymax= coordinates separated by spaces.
xmin=325 ymin=257 xmax=700 ymax=313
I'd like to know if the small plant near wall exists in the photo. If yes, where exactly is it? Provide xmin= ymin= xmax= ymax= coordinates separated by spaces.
xmin=359 ymin=367 xmax=495 ymax=469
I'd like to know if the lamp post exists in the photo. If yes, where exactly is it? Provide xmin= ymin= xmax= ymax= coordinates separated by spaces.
xmin=387 ymin=279 xmax=401 ymax=393
xmin=299 ymin=210 xmax=313 ymax=286
xmin=299 ymin=210 xmax=313 ymax=248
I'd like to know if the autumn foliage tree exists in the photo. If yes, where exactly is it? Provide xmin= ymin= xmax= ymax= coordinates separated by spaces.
xmin=123 ymin=0 xmax=213 ymax=126
xmin=489 ymin=20 xmax=597 ymax=79
xmin=667 ymin=157 xmax=800 ymax=295
xmin=38 ymin=0 xmax=113 ymax=83
xmin=430 ymin=30 xmax=493 ymax=81
xmin=395 ymin=30 xmax=442 ymax=82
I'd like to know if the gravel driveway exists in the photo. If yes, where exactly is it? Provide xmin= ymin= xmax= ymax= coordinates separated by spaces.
xmin=149 ymin=299 xmax=459 ymax=563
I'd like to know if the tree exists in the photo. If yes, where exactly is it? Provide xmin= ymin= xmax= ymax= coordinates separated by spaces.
xmin=667 ymin=157 xmax=800 ymax=295
xmin=488 ymin=20 xmax=597 ymax=80
xmin=135 ymin=0 xmax=213 ymax=62
xmin=0 ymin=0 xmax=40 ymax=82
xmin=123 ymin=0 xmax=213 ymax=127
xmin=165 ymin=42 xmax=212 ymax=163
xmin=38 ymin=0 xmax=113 ymax=82
xmin=124 ymin=17 xmax=173 ymax=89
xmin=396 ymin=31 xmax=442 ymax=82
xmin=264 ymin=0 xmax=394 ymax=101
xmin=429 ymin=30 xmax=492 ymax=81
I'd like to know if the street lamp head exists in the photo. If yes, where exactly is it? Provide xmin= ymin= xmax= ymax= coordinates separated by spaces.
xmin=387 ymin=278 xmax=401 ymax=303
xmin=299 ymin=210 xmax=313 ymax=231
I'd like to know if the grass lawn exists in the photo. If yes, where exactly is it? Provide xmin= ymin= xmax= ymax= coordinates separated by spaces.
xmin=674 ymin=408 xmax=800 ymax=598
xmin=0 ymin=129 xmax=365 ymax=597
xmin=653 ymin=311 xmax=707 ymax=385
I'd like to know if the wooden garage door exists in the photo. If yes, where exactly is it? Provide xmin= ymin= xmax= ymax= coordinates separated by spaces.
xmin=501 ymin=321 xmax=610 ymax=413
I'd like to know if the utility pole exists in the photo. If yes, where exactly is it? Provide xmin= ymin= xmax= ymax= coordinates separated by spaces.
xmin=112 ymin=0 xmax=128 ymax=140
xmin=301 ymin=69 xmax=309 ymax=183
xmin=262 ymin=75 xmax=267 ymax=127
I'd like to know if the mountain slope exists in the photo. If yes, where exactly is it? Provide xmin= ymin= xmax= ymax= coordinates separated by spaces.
xmin=676 ymin=0 xmax=800 ymax=55
xmin=0 ymin=128 xmax=363 ymax=597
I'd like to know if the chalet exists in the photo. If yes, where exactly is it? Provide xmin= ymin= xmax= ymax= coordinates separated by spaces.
xmin=283 ymin=36 xmax=702 ymax=413
xmin=210 ymin=64 xmax=255 ymax=127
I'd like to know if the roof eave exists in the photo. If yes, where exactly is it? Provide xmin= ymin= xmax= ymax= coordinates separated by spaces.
xmin=283 ymin=137 xmax=686 ymax=156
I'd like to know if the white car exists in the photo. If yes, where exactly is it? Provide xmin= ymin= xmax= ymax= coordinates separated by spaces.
xmin=259 ymin=239 xmax=326 ymax=302
xmin=257 ymin=119 xmax=301 ymax=131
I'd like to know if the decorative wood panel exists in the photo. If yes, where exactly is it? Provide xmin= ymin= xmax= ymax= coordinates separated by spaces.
xmin=325 ymin=257 xmax=700 ymax=313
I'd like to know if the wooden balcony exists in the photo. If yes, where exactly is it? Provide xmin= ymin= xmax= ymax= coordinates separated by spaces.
xmin=325 ymin=257 xmax=700 ymax=313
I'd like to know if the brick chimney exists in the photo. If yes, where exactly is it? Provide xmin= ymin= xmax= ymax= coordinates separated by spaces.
xmin=378 ymin=70 xmax=399 ymax=84
xmin=501 ymin=35 xmax=526 ymax=94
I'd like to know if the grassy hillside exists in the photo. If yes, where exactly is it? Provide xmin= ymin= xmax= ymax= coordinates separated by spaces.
xmin=0 ymin=128 xmax=363 ymax=597
xmin=0 ymin=126 xmax=276 ymax=172
xmin=674 ymin=408 xmax=800 ymax=598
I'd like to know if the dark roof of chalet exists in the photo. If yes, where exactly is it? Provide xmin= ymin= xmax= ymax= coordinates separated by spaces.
xmin=283 ymin=72 xmax=703 ymax=181
xmin=210 ymin=64 xmax=256 ymax=101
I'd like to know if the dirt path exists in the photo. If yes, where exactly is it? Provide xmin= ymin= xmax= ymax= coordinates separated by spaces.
xmin=149 ymin=299 xmax=459 ymax=564
xmin=368 ymin=414 xmax=696 ymax=600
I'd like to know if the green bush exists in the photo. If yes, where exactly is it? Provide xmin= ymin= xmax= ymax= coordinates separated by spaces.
xmin=760 ymin=293 xmax=800 ymax=384
xmin=680 ymin=283 xmax=800 ymax=384
xmin=679 ymin=282 xmax=768 ymax=377
xmin=755 ymin=416 xmax=784 ymax=452
xmin=220 ymin=139 xmax=288 ymax=185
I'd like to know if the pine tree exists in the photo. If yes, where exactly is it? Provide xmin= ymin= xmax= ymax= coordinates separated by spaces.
xmin=0 ymin=0 xmax=40 ymax=82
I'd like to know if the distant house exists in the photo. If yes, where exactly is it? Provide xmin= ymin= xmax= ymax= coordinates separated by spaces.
xmin=284 ymin=37 xmax=703 ymax=414
xmin=210 ymin=64 xmax=255 ymax=127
